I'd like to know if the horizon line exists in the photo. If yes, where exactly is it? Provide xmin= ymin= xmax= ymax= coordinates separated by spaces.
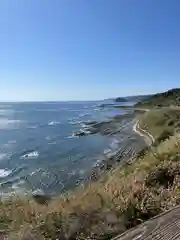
xmin=0 ymin=88 xmax=176 ymax=103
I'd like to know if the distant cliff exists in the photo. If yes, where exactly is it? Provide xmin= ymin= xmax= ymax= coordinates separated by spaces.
xmin=114 ymin=94 xmax=152 ymax=103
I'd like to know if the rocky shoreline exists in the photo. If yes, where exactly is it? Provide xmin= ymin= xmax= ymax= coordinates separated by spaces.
xmin=89 ymin=119 xmax=146 ymax=181
xmin=30 ymin=109 xmax=147 ymax=203
xmin=72 ymin=111 xmax=147 ymax=183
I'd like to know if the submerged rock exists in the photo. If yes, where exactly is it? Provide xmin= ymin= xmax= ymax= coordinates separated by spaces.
xmin=73 ymin=131 xmax=86 ymax=137
xmin=32 ymin=189 xmax=51 ymax=205
xmin=85 ymin=127 xmax=99 ymax=134
xmin=20 ymin=150 xmax=39 ymax=160
xmin=73 ymin=125 xmax=99 ymax=137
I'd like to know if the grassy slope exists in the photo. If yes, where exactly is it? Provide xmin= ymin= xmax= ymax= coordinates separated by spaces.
xmin=139 ymin=108 xmax=180 ymax=144
xmin=135 ymin=88 xmax=180 ymax=107
xmin=1 ymin=108 xmax=180 ymax=239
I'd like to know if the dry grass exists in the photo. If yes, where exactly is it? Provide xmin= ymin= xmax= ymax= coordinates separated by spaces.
xmin=1 ymin=111 xmax=180 ymax=239
xmin=139 ymin=108 xmax=180 ymax=142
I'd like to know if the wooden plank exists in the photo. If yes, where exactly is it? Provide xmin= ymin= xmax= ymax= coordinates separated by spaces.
xmin=112 ymin=206 xmax=180 ymax=240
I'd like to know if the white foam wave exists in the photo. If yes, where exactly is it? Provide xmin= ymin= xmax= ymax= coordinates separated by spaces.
xmin=12 ymin=180 xmax=25 ymax=189
xmin=0 ymin=169 xmax=12 ymax=178
xmin=79 ymin=113 xmax=89 ymax=117
xmin=48 ymin=121 xmax=61 ymax=126
xmin=68 ymin=170 xmax=77 ymax=176
xmin=0 ymin=153 xmax=11 ymax=161
xmin=29 ymin=168 xmax=42 ymax=176
xmin=80 ymin=123 xmax=87 ymax=128
xmin=69 ymin=120 xmax=82 ymax=125
xmin=20 ymin=151 xmax=39 ymax=160
xmin=30 ymin=171 xmax=36 ymax=176
xmin=107 ymin=150 xmax=118 ymax=158
xmin=67 ymin=135 xmax=78 ymax=139
xmin=0 ymin=153 xmax=7 ymax=161
xmin=104 ymin=148 xmax=111 ymax=154
xmin=0 ymin=119 xmax=23 ymax=129
xmin=32 ymin=189 xmax=45 ymax=196
xmin=0 ymin=109 xmax=14 ymax=116
xmin=110 ymin=139 xmax=120 ymax=149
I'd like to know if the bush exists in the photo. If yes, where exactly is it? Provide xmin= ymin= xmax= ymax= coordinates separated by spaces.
xmin=167 ymin=120 xmax=174 ymax=126
xmin=145 ymin=166 xmax=174 ymax=188
xmin=175 ymin=122 xmax=180 ymax=128
xmin=155 ymin=130 xmax=172 ymax=144
xmin=145 ymin=163 xmax=180 ymax=188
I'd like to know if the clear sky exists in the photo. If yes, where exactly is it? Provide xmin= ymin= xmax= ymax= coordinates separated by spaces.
xmin=1 ymin=0 xmax=180 ymax=101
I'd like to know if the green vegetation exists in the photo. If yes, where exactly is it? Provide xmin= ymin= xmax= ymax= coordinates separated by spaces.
xmin=125 ymin=94 xmax=152 ymax=102
xmin=139 ymin=108 xmax=180 ymax=145
xmin=135 ymin=88 xmax=180 ymax=107
xmin=114 ymin=97 xmax=128 ymax=102
xmin=1 ymin=107 xmax=180 ymax=239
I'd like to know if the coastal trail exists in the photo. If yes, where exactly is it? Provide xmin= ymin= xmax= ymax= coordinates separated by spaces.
xmin=133 ymin=119 xmax=155 ymax=146
xmin=116 ymin=106 xmax=154 ymax=145
xmin=131 ymin=107 xmax=155 ymax=146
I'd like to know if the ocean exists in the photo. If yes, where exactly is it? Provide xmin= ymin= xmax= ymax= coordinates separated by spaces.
xmin=0 ymin=101 xmax=131 ymax=197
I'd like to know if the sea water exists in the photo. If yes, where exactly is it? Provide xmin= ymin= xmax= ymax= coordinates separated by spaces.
xmin=0 ymin=101 xmax=131 ymax=196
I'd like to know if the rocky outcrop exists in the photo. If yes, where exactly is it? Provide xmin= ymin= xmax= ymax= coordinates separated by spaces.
xmin=73 ymin=131 xmax=86 ymax=137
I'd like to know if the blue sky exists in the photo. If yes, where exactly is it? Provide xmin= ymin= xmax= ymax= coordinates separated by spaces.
xmin=1 ymin=0 xmax=180 ymax=101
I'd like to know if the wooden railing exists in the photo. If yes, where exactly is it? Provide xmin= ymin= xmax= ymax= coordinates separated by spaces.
xmin=112 ymin=206 xmax=180 ymax=240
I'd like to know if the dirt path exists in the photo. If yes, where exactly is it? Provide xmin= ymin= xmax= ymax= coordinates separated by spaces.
xmin=133 ymin=119 xmax=155 ymax=145
xmin=129 ymin=108 xmax=154 ymax=146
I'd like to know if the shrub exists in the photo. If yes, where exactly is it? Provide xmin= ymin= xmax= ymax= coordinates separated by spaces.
xmin=145 ymin=163 xmax=180 ymax=188
xmin=155 ymin=130 xmax=172 ymax=144
xmin=167 ymin=120 xmax=174 ymax=126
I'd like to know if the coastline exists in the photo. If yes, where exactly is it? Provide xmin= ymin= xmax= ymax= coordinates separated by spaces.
xmin=0 ymin=107 xmax=147 ymax=199
xmin=0 ymin=104 xmax=147 ymax=200
xmin=2 ymin=90 xmax=180 ymax=239
xmin=88 ymin=113 xmax=147 ymax=182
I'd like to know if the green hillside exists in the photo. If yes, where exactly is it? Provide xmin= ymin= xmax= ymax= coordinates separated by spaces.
xmin=114 ymin=97 xmax=128 ymax=102
xmin=135 ymin=88 xmax=180 ymax=107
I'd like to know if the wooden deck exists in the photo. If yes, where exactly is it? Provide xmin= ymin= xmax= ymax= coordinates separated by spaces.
xmin=112 ymin=206 xmax=180 ymax=240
